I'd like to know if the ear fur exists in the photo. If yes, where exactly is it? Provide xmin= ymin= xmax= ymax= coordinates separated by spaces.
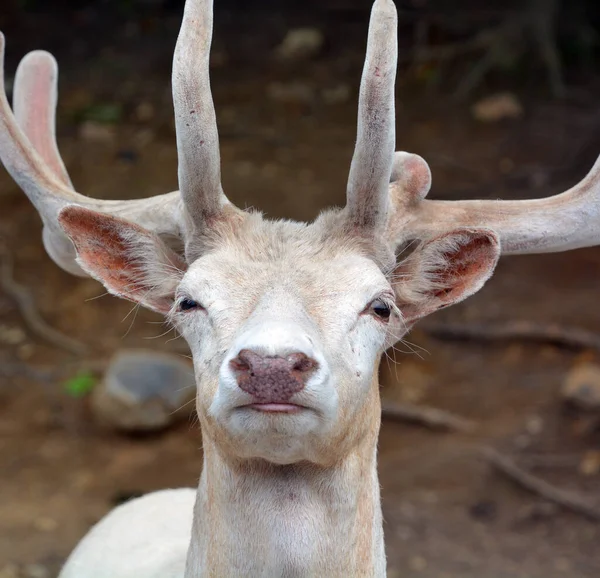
xmin=58 ymin=206 xmax=187 ymax=314
xmin=393 ymin=228 xmax=500 ymax=325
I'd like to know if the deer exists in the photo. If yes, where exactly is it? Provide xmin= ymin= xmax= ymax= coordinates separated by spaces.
xmin=1 ymin=0 xmax=600 ymax=576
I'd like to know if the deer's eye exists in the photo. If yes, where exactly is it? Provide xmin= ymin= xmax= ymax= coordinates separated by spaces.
xmin=179 ymin=298 xmax=201 ymax=312
xmin=369 ymin=298 xmax=392 ymax=321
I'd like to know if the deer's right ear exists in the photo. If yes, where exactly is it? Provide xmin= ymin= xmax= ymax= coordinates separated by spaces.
xmin=393 ymin=228 xmax=500 ymax=327
xmin=59 ymin=206 xmax=187 ymax=314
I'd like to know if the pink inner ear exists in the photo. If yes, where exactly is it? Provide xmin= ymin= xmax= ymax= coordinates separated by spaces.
xmin=59 ymin=207 xmax=184 ymax=314
xmin=434 ymin=235 xmax=495 ymax=303
xmin=393 ymin=229 xmax=500 ymax=325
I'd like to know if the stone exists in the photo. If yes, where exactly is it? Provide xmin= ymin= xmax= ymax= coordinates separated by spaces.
xmin=562 ymin=363 xmax=600 ymax=411
xmin=0 ymin=565 xmax=19 ymax=578
xmin=91 ymin=349 xmax=196 ymax=432
xmin=24 ymin=566 xmax=50 ymax=578
xmin=78 ymin=121 xmax=116 ymax=144
xmin=33 ymin=517 xmax=57 ymax=532
xmin=471 ymin=92 xmax=523 ymax=123
xmin=274 ymin=28 xmax=324 ymax=61
xmin=579 ymin=450 xmax=600 ymax=476
xmin=0 ymin=324 xmax=26 ymax=345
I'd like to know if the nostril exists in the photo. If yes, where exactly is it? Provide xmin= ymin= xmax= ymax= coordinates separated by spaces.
xmin=288 ymin=352 xmax=317 ymax=373
xmin=229 ymin=357 xmax=250 ymax=372
xmin=230 ymin=349 xmax=255 ymax=373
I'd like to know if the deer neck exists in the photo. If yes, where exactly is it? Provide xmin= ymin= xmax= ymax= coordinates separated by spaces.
xmin=184 ymin=398 xmax=385 ymax=577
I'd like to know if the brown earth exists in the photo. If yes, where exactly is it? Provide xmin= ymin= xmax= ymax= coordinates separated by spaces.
xmin=1 ymin=3 xmax=600 ymax=577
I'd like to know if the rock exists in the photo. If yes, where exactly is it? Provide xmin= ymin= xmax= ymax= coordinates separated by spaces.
xmin=579 ymin=450 xmax=600 ymax=476
xmin=408 ymin=556 xmax=427 ymax=572
xmin=32 ymin=517 xmax=57 ymax=532
xmin=267 ymin=81 xmax=315 ymax=104
xmin=525 ymin=415 xmax=544 ymax=436
xmin=78 ymin=121 xmax=116 ymax=144
xmin=562 ymin=363 xmax=600 ymax=411
xmin=0 ymin=324 xmax=26 ymax=345
xmin=24 ymin=565 xmax=50 ymax=578
xmin=17 ymin=343 xmax=35 ymax=360
xmin=91 ymin=349 xmax=196 ymax=432
xmin=0 ymin=565 xmax=19 ymax=578
xmin=471 ymin=92 xmax=523 ymax=123
xmin=274 ymin=28 xmax=324 ymax=61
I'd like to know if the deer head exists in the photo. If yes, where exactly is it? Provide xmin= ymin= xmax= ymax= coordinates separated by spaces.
xmin=1 ymin=0 xmax=599 ymax=468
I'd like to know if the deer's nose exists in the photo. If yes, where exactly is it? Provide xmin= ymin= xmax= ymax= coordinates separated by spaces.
xmin=229 ymin=349 xmax=318 ymax=403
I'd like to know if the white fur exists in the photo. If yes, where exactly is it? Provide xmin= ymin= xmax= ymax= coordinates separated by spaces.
xmin=59 ymin=489 xmax=195 ymax=578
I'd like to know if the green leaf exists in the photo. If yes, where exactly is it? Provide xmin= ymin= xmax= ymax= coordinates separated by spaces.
xmin=82 ymin=103 xmax=123 ymax=125
xmin=63 ymin=372 xmax=97 ymax=398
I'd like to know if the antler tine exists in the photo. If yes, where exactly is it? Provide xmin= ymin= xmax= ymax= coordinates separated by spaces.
xmin=0 ymin=33 xmax=80 ymax=206
xmin=0 ymin=33 xmax=186 ymax=275
xmin=389 ymin=153 xmax=600 ymax=255
xmin=172 ymin=0 xmax=224 ymax=233
xmin=13 ymin=50 xmax=73 ymax=188
xmin=346 ymin=0 xmax=398 ymax=231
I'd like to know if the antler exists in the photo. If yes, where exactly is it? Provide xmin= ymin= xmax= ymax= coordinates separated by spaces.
xmin=0 ymin=33 xmax=187 ymax=275
xmin=13 ymin=50 xmax=73 ymax=189
xmin=346 ymin=0 xmax=397 ymax=232
xmin=172 ymin=0 xmax=226 ymax=240
xmin=388 ymin=151 xmax=600 ymax=254
xmin=346 ymin=1 xmax=600 ymax=256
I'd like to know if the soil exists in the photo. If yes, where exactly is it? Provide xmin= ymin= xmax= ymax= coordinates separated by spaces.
xmin=1 ymin=3 xmax=600 ymax=577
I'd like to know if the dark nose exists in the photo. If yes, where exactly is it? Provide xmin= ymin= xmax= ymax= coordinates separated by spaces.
xmin=230 ymin=349 xmax=318 ymax=403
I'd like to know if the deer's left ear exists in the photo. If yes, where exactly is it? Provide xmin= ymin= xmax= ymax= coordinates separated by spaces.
xmin=393 ymin=228 xmax=500 ymax=326
xmin=59 ymin=206 xmax=187 ymax=314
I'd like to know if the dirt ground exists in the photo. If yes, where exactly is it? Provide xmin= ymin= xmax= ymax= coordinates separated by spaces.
xmin=1 ymin=3 xmax=600 ymax=577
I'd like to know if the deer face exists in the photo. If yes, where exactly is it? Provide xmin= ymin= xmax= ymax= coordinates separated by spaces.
xmin=173 ymin=220 xmax=395 ymax=464
xmin=58 ymin=207 xmax=499 ymax=465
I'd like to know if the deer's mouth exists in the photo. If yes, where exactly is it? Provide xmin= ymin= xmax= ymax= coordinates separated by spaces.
xmin=244 ymin=403 xmax=306 ymax=414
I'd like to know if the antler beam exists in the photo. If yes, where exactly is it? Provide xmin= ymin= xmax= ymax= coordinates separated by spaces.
xmin=388 ymin=152 xmax=600 ymax=254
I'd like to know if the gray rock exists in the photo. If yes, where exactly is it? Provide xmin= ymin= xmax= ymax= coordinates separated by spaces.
xmin=91 ymin=349 xmax=196 ymax=432
xmin=274 ymin=28 xmax=324 ymax=61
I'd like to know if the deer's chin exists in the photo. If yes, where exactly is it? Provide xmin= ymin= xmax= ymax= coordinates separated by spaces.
xmin=208 ymin=403 xmax=330 ymax=463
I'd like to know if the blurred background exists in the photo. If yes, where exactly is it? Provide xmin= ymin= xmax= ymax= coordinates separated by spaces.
xmin=1 ymin=0 xmax=600 ymax=576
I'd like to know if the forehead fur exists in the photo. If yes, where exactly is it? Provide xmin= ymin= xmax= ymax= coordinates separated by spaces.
xmin=200 ymin=209 xmax=392 ymax=268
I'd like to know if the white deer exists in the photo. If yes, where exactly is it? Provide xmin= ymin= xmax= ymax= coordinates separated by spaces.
xmin=1 ymin=0 xmax=600 ymax=576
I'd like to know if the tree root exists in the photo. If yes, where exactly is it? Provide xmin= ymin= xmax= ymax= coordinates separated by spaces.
xmin=381 ymin=401 xmax=475 ymax=433
xmin=0 ymin=244 xmax=87 ymax=355
xmin=424 ymin=321 xmax=600 ymax=353
xmin=482 ymin=447 xmax=600 ymax=523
